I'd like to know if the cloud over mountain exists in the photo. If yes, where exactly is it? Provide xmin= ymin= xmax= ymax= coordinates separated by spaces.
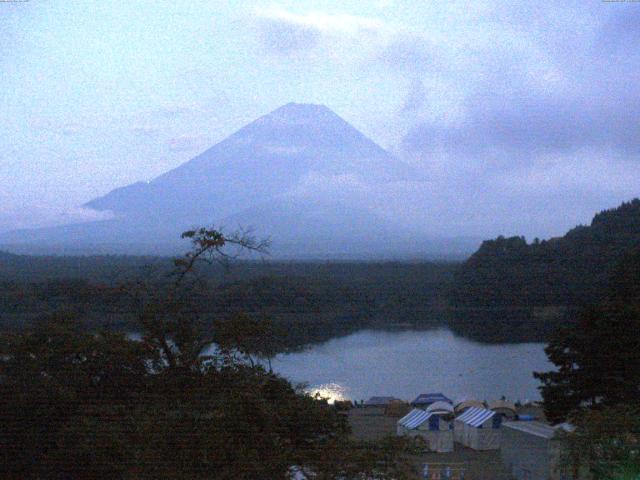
xmin=254 ymin=6 xmax=391 ymax=57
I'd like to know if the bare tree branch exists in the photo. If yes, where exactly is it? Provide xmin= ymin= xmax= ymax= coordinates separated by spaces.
xmin=131 ymin=226 xmax=270 ymax=371
xmin=172 ymin=226 xmax=270 ymax=287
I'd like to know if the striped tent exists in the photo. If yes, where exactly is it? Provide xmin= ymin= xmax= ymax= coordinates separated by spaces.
xmin=398 ymin=409 xmax=433 ymax=429
xmin=457 ymin=407 xmax=496 ymax=426
xmin=396 ymin=409 xmax=454 ymax=453
xmin=454 ymin=407 xmax=501 ymax=450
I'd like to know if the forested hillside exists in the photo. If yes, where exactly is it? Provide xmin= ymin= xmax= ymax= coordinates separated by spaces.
xmin=0 ymin=255 xmax=456 ymax=350
xmin=448 ymin=199 xmax=640 ymax=308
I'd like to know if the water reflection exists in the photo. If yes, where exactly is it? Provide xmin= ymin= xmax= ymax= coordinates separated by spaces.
xmin=272 ymin=328 xmax=552 ymax=404
xmin=306 ymin=382 xmax=348 ymax=404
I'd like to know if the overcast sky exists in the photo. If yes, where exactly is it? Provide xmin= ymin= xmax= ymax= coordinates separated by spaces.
xmin=2 ymin=0 xmax=640 ymax=238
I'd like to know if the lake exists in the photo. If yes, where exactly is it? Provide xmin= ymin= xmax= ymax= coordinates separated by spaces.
xmin=271 ymin=328 xmax=552 ymax=404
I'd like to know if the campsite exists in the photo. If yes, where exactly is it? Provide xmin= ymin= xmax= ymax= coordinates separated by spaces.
xmin=345 ymin=393 xmax=575 ymax=480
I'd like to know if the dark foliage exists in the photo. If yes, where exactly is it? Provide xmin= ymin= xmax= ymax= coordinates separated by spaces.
xmin=0 ymin=228 xmax=417 ymax=479
xmin=449 ymin=199 xmax=640 ymax=308
xmin=563 ymin=405 xmax=640 ymax=480
xmin=0 ymin=256 xmax=456 ymax=350
xmin=534 ymin=248 xmax=640 ymax=423
xmin=0 ymin=320 xmax=358 ymax=479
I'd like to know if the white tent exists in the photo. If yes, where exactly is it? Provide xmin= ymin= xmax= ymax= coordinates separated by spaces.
xmin=396 ymin=409 xmax=454 ymax=453
xmin=500 ymin=421 xmax=576 ymax=480
xmin=426 ymin=401 xmax=454 ymax=415
xmin=454 ymin=407 xmax=501 ymax=450
xmin=488 ymin=400 xmax=517 ymax=419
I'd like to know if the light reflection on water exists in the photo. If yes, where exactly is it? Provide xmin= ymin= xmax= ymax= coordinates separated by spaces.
xmin=272 ymin=328 xmax=552 ymax=404
xmin=306 ymin=383 xmax=348 ymax=404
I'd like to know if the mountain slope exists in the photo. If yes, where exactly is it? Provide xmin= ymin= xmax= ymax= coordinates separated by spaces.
xmin=85 ymin=103 xmax=416 ymax=223
xmin=2 ymin=103 xmax=472 ymax=257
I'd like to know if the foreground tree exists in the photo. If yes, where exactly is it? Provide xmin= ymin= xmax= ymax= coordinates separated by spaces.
xmin=0 ymin=227 xmax=415 ymax=479
xmin=562 ymin=405 xmax=640 ymax=480
xmin=534 ymin=248 xmax=640 ymax=423
xmin=0 ymin=318 xmax=152 ymax=478
xmin=534 ymin=303 xmax=640 ymax=423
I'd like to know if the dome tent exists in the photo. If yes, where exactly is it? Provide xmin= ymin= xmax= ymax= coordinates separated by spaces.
xmin=488 ymin=400 xmax=517 ymax=420
xmin=454 ymin=399 xmax=485 ymax=414
xmin=427 ymin=401 xmax=455 ymax=415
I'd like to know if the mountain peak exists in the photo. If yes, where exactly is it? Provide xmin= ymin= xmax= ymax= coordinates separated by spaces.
xmin=259 ymin=102 xmax=340 ymax=125
xmin=83 ymin=102 xmax=417 ymax=223
xmin=278 ymin=102 xmax=332 ymax=112
xmin=9 ymin=101 xmax=431 ymax=257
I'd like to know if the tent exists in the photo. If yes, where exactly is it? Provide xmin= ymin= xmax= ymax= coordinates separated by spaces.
xmin=426 ymin=401 xmax=455 ymax=415
xmin=411 ymin=392 xmax=453 ymax=408
xmin=385 ymin=399 xmax=411 ymax=417
xmin=500 ymin=421 xmax=576 ymax=480
xmin=396 ymin=408 xmax=454 ymax=453
xmin=454 ymin=399 xmax=485 ymax=415
xmin=488 ymin=400 xmax=517 ymax=419
xmin=454 ymin=407 xmax=501 ymax=450
xmin=364 ymin=396 xmax=399 ymax=407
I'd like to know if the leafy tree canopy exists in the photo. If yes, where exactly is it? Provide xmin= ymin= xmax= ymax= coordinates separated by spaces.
xmin=534 ymin=247 xmax=640 ymax=424
xmin=0 ymin=228 xmax=415 ymax=479
xmin=563 ymin=405 xmax=640 ymax=480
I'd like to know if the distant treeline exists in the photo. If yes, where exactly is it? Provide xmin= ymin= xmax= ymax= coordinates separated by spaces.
xmin=3 ymin=198 xmax=639 ymax=348
xmin=0 ymin=256 xmax=457 ymax=350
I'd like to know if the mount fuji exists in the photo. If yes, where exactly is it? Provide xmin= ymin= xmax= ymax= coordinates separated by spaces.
xmin=2 ymin=103 xmax=477 ymax=258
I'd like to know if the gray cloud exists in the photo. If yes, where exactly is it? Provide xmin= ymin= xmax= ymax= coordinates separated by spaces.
xmin=258 ymin=18 xmax=320 ymax=55
xmin=377 ymin=35 xmax=436 ymax=73
xmin=249 ymin=3 xmax=640 ymax=237
xmin=362 ymin=1 xmax=640 ymax=239
xmin=395 ymin=4 xmax=640 ymax=171
xmin=254 ymin=7 xmax=388 ymax=56
xmin=404 ymin=89 xmax=640 ymax=163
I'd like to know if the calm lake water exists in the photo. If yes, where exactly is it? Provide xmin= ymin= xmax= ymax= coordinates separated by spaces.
xmin=271 ymin=329 xmax=552 ymax=404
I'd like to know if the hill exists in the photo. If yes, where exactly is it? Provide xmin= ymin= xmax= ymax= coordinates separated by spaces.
xmin=448 ymin=198 xmax=640 ymax=309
